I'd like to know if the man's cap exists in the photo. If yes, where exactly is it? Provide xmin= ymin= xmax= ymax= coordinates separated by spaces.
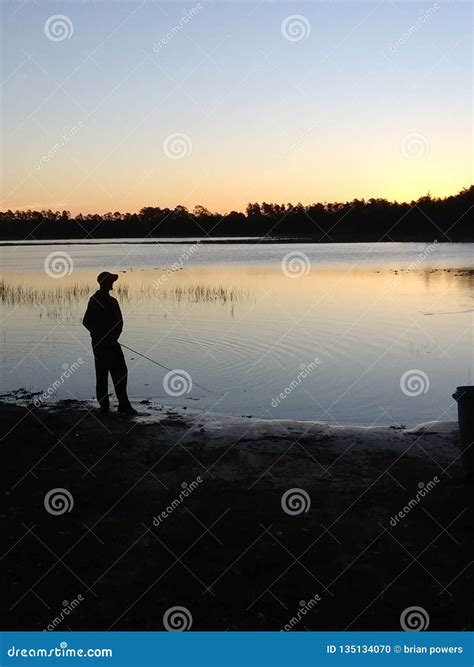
xmin=97 ymin=271 xmax=119 ymax=285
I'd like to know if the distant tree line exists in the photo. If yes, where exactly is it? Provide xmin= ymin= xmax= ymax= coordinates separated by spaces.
xmin=0 ymin=187 xmax=472 ymax=241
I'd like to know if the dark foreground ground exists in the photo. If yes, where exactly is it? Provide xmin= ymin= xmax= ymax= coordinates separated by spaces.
xmin=1 ymin=399 xmax=472 ymax=631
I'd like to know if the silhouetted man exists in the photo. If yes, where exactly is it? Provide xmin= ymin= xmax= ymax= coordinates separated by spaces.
xmin=83 ymin=272 xmax=136 ymax=415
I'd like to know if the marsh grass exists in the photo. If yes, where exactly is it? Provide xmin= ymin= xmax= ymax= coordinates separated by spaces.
xmin=163 ymin=284 xmax=247 ymax=304
xmin=0 ymin=280 xmax=250 ymax=317
xmin=1 ymin=281 xmax=90 ymax=306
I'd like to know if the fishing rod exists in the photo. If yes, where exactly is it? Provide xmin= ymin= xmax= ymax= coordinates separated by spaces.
xmin=119 ymin=342 xmax=219 ymax=395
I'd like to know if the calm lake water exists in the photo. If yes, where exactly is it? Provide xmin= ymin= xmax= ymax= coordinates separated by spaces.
xmin=1 ymin=240 xmax=473 ymax=425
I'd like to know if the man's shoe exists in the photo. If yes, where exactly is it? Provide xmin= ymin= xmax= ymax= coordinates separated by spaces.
xmin=118 ymin=404 xmax=138 ymax=415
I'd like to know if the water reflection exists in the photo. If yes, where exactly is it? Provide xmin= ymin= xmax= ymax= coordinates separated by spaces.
xmin=1 ymin=259 xmax=472 ymax=425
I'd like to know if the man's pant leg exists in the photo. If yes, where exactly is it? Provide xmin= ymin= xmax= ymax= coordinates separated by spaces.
xmin=93 ymin=346 xmax=110 ymax=411
xmin=109 ymin=342 xmax=131 ymax=408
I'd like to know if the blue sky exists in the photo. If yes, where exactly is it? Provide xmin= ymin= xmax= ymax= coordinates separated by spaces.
xmin=1 ymin=0 xmax=472 ymax=213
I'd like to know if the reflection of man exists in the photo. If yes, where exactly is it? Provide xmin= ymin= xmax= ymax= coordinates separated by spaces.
xmin=83 ymin=272 xmax=136 ymax=415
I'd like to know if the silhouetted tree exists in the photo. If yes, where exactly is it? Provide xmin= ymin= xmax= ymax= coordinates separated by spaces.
xmin=0 ymin=187 xmax=472 ymax=242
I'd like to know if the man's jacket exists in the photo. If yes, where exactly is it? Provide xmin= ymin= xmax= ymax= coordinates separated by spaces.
xmin=83 ymin=290 xmax=123 ymax=346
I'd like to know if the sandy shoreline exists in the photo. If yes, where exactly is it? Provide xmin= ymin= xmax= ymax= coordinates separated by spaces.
xmin=2 ymin=397 xmax=471 ymax=631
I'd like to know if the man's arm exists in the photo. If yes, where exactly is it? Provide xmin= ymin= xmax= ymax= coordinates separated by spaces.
xmin=82 ymin=297 xmax=98 ymax=334
xmin=112 ymin=299 xmax=123 ymax=339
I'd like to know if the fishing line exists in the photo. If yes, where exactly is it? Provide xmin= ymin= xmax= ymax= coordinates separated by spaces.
xmin=119 ymin=342 xmax=220 ymax=395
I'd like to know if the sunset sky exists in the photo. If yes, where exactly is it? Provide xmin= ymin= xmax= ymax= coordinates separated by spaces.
xmin=1 ymin=0 xmax=472 ymax=215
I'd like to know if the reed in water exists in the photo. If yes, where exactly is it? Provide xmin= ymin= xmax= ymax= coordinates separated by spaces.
xmin=0 ymin=279 xmax=249 ymax=311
